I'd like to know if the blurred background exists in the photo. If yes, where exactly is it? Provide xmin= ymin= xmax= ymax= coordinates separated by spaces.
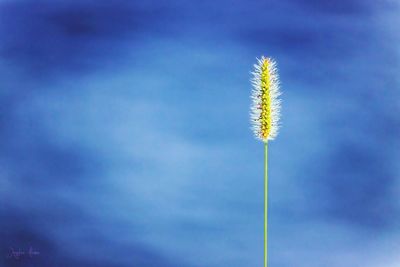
xmin=1 ymin=0 xmax=399 ymax=266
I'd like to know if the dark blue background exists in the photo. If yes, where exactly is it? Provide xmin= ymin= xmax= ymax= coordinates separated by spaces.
xmin=1 ymin=0 xmax=399 ymax=266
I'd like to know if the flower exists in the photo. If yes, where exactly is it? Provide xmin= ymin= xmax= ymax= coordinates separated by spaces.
xmin=250 ymin=56 xmax=281 ymax=142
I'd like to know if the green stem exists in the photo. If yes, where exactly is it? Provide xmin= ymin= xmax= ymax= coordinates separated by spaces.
xmin=264 ymin=142 xmax=268 ymax=267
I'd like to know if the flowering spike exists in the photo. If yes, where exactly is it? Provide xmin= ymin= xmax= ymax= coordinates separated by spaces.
xmin=250 ymin=56 xmax=281 ymax=142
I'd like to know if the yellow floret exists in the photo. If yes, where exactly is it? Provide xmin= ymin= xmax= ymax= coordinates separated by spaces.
xmin=260 ymin=58 xmax=272 ymax=139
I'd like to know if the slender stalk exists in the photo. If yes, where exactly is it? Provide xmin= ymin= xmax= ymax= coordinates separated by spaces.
xmin=264 ymin=141 xmax=268 ymax=267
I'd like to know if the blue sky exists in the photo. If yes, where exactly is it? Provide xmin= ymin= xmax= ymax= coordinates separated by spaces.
xmin=1 ymin=0 xmax=400 ymax=266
